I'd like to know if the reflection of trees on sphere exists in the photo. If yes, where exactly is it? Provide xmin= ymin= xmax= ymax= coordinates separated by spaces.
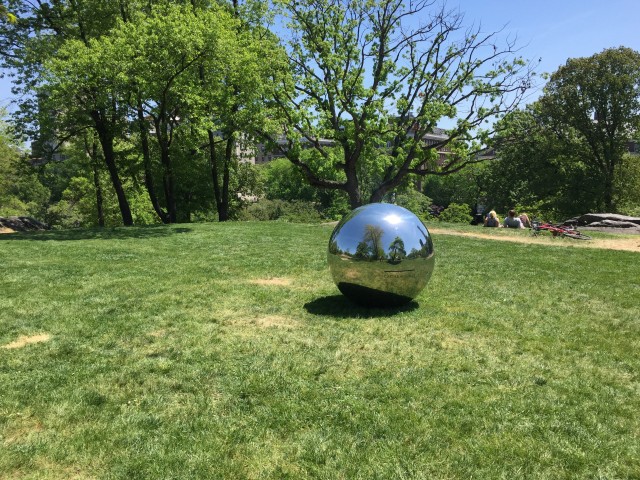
xmin=388 ymin=236 xmax=407 ymax=264
xmin=364 ymin=224 xmax=385 ymax=260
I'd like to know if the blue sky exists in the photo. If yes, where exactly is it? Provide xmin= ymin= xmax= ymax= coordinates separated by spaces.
xmin=1 ymin=0 xmax=638 ymax=112
xmin=453 ymin=0 xmax=639 ymax=100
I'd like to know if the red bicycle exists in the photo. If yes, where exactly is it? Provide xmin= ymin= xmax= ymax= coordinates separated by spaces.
xmin=531 ymin=220 xmax=592 ymax=240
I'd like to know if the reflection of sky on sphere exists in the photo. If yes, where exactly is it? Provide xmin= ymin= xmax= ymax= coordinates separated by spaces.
xmin=332 ymin=203 xmax=430 ymax=256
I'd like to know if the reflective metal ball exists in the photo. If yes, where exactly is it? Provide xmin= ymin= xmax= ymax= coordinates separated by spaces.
xmin=328 ymin=203 xmax=435 ymax=307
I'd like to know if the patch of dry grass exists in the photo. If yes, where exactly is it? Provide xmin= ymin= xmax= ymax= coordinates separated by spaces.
xmin=2 ymin=334 xmax=51 ymax=349
xmin=429 ymin=226 xmax=640 ymax=252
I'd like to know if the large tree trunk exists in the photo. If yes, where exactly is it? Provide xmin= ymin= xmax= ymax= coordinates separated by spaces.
xmin=137 ymin=100 xmax=169 ymax=224
xmin=345 ymin=161 xmax=362 ymax=209
xmin=91 ymin=111 xmax=133 ymax=226
xmin=603 ymin=173 xmax=615 ymax=212
xmin=369 ymin=172 xmax=405 ymax=204
xmin=369 ymin=189 xmax=387 ymax=204
xmin=208 ymin=131 xmax=233 ymax=222
xmin=346 ymin=188 xmax=362 ymax=210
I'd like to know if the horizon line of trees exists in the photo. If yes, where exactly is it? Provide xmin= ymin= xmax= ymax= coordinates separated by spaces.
xmin=0 ymin=1 xmax=639 ymax=227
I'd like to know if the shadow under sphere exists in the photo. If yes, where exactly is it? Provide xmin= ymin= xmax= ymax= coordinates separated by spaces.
xmin=328 ymin=203 xmax=435 ymax=307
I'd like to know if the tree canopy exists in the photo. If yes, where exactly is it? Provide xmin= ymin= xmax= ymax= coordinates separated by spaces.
xmin=1 ymin=0 xmax=283 ymax=225
xmin=265 ymin=0 xmax=536 ymax=208
xmin=486 ymin=47 xmax=640 ymax=217
xmin=3 ymin=2 xmax=639 ymax=226
xmin=538 ymin=47 xmax=640 ymax=211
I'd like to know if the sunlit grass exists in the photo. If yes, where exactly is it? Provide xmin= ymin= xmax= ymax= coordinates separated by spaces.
xmin=1 ymin=222 xmax=639 ymax=479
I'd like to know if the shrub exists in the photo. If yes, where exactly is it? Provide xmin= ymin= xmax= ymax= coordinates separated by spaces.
xmin=393 ymin=190 xmax=433 ymax=216
xmin=260 ymin=158 xmax=316 ymax=202
xmin=258 ymin=158 xmax=351 ymax=220
xmin=438 ymin=203 xmax=473 ymax=223
xmin=238 ymin=199 xmax=324 ymax=223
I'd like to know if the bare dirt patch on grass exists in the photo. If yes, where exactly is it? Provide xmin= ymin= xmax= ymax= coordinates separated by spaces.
xmin=429 ymin=228 xmax=640 ymax=253
xmin=2 ymin=334 xmax=51 ymax=350
xmin=0 ymin=226 xmax=15 ymax=234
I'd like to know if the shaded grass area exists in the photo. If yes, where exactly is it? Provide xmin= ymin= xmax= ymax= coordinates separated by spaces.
xmin=1 ymin=222 xmax=639 ymax=479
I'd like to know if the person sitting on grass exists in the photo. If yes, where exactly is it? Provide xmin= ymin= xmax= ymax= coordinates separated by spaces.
xmin=519 ymin=213 xmax=532 ymax=228
xmin=503 ymin=210 xmax=525 ymax=228
xmin=484 ymin=210 xmax=501 ymax=227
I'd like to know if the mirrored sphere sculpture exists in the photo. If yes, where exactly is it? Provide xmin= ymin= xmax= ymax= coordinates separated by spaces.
xmin=328 ymin=203 xmax=435 ymax=307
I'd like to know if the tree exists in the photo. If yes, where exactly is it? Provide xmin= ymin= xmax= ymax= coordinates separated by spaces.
xmin=363 ymin=224 xmax=385 ymax=260
xmin=488 ymin=106 xmax=604 ymax=218
xmin=614 ymin=153 xmax=640 ymax=216
xmin=40 ymin=38 xmax=135 ymax=225
xmin=2 ymin=0 xmax=281 ymax=225
xmin=104 ymin=4 xmax=223 ymax=223
xmin=0 ymin=114 xmax=48 ymax=217
xmin=422 ymin=162 xmax=488 ymax=209
xmin=99 ymin=2 xmax=282 ymax=222
xmin=266 ymin=0 xmax=535 ymax=208
xmin=259 ymin=156 xmax=350 ymax=219
xmin=538 ymin=47 xmax=640 ymax=212
xmin=2 ymin=0 xmax=136 ymax=225
xmin=388 ymin=236 xmax=406 ymax=263
xmin=195 ymin=6 xmax=286 ymax=221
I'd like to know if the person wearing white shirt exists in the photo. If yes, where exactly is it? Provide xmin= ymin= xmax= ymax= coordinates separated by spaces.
xmin=503 ymin=210 xmax=524 ymax=228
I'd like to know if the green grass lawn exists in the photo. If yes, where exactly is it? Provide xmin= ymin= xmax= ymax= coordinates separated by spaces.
xmin=1 ymin=222 xmax=639 ymax=479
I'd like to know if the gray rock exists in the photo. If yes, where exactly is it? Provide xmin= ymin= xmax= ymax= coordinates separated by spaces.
xmin=562 ymin=216 xmax=581 ymax=226
xmin=587 ymin=220 xmax=640 ymax=230
xmin=576 ymin=213 xmax=640 ymax=226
